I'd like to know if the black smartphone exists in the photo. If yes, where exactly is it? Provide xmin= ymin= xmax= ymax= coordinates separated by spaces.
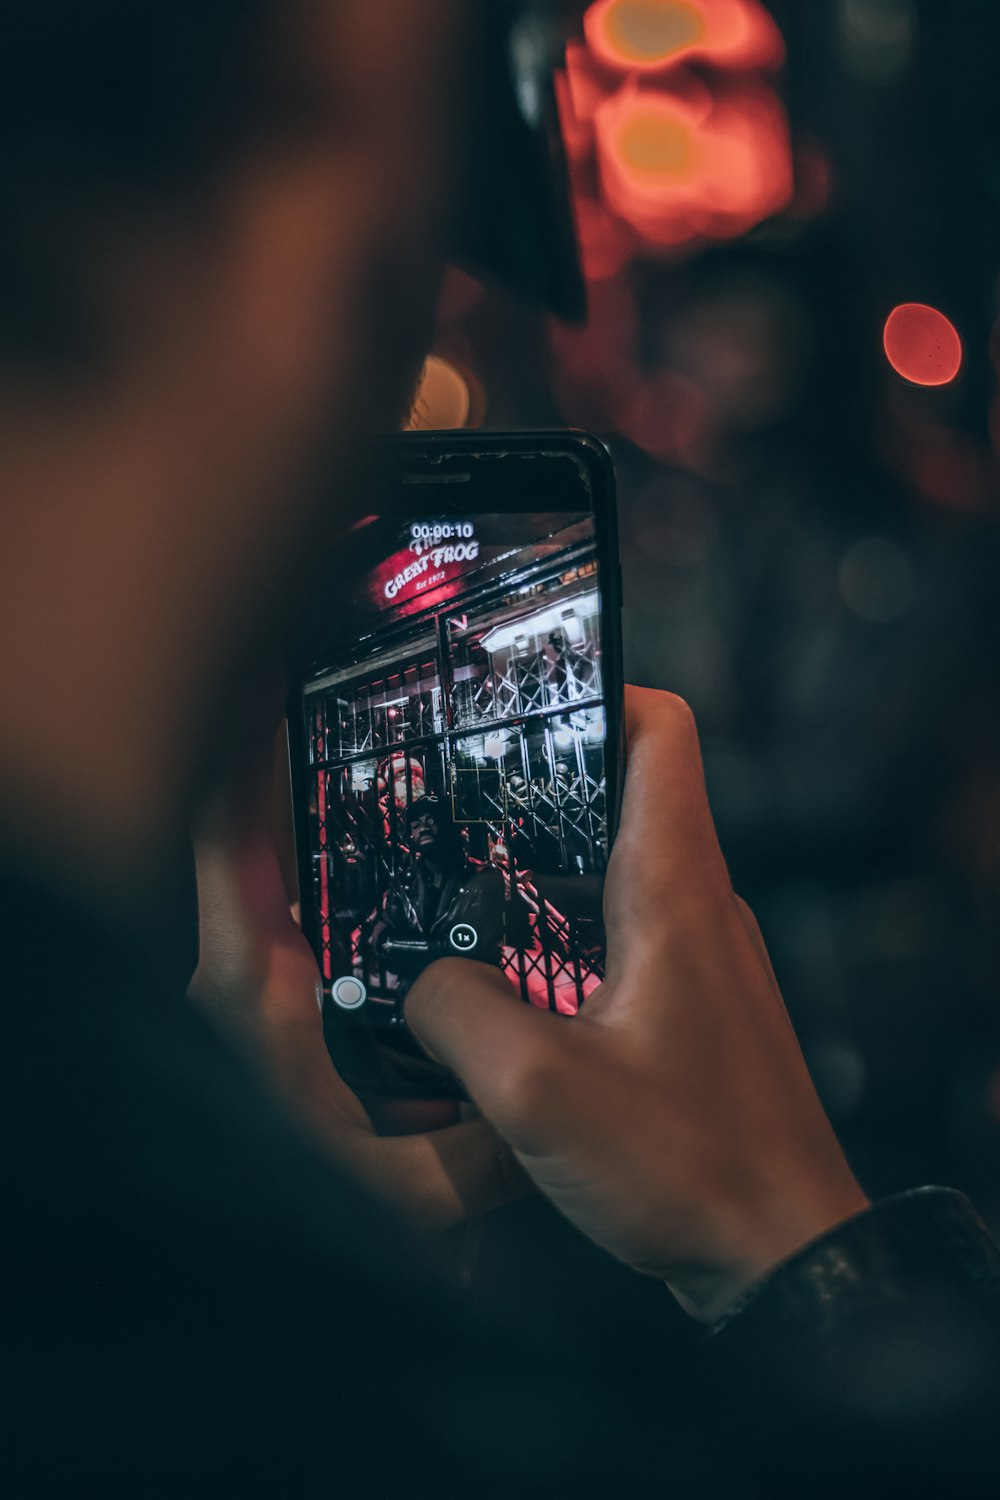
xmin=288 ymin=431 xmax=624 ymax=1099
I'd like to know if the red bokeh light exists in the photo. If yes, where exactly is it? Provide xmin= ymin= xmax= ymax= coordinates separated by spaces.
xmin=557 ymin=7 xmax=794 ymax=265
xmin=593 ymin=81 xmax=793 ymax=247
xmin=560 ymin=41 xmax=607 ymax=157
xmin=790 ymin=141 xmax=834 ymax=221
xmin=571 ymin=193 xmax=636 ymax=280
xmin=883 ymin=303 xmax=963 ymax=387
xmin=585 ymin=0 xmax=784 ymax=75
xmin=549 ymin=0 xmax=796 ymax=449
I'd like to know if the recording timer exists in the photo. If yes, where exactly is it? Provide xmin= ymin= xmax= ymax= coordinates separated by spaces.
xmin=409 ymin=520 xmax=475 ymax=545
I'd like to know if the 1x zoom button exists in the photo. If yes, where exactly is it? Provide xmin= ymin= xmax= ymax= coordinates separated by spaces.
xmin=448 ymin=923 xmax=478 ymax=953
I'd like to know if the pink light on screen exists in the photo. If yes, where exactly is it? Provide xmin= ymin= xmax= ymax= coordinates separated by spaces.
xmin=317 ymin=771 xmax=331 ymax=981
xmin=506 ymin=949 xmax=602 ymax=1015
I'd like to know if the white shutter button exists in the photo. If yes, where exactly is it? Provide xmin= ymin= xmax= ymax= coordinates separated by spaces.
xmin=331 ymin=976 xmax=367 ymax=1010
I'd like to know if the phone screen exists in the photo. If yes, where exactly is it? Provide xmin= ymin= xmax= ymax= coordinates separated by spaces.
xmin=291 ymin=436 xmax=620 ymax=1084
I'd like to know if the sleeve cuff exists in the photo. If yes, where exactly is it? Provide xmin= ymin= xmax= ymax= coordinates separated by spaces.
xmin=709 ymin=1187 xmax=1000 ymax=1341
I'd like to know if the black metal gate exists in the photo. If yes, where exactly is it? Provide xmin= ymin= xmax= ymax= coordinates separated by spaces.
xmin=304 ymin=546 xmax=608 ymax=1015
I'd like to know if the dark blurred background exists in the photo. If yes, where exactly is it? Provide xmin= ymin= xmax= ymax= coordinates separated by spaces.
xmin=415 ymin=0 xmax=1000 ymax=1301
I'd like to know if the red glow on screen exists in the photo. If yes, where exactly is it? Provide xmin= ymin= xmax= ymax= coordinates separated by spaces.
xmin=883 ymin=303 xmax=963 ymax=387
xmin=594 ymin=82 xmax=792 ymax=246
xmin=368 ymin=543 xmax=472 ymax=619
xmin=317 ymin=772 xmax=331 ymax=981
xmin=585 ymin=0 xmax=784 ymax=74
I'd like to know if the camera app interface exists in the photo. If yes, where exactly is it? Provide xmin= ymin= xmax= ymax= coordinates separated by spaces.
xmin=300 ymin=500 xmax=609 ymax=1028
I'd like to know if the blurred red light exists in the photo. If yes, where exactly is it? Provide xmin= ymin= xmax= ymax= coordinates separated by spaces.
xmin=585 ymin=0 xmax=784 ymax=74
xmin=561 ymin=40 xmax=607 ymax=143
xmin=883 ymin=303 xmax=963 ymax=387
xmin=572 ymin=195 xmax=635 ymax=281
xmin=790 ymin=142 xmax=834 ymax=220
xmin=617 ymin=369 xmax=717 ymax=466
xmin=594 ymin=82 xmax=792 ymax=247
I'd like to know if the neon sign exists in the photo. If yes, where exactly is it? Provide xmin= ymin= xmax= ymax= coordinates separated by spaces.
xmin=383 ymin=521 xmax=481 ymax=601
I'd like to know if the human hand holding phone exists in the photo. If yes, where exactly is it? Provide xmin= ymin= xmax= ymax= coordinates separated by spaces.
xmin=404 ymin=687 xmax=870 ymax=1323
xmin=190 ymin=734 xmax=528 ymax=1234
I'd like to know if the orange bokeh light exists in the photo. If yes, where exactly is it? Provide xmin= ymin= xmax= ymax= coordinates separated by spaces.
xmin=593 ymin=82 xmax=793 ymax=246
xmin=883 ymin=303 xmax=963 ymax=387
xmin=585 ymin=0 xmax=784 ymax=74
xmin=405 ymin=355 xmax=478 ymax=430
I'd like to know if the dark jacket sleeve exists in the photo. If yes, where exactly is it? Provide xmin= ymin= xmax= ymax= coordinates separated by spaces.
xmin=704 ymin=1188 xmax=1000 ymax=1494
xmin=12 ymin=873 xmax=1000 ymax=1498
xmin=430 ymin=867 xmax=507 ymax=965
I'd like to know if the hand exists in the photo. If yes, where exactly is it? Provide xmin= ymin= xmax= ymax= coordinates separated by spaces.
xmin=190 ymin=730 xmax=528 ymax=1235
xmin=405 ymin=688 xmax=869 ymax=1322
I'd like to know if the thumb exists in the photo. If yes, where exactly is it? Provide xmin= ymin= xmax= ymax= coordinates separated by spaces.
xmin=404 ymin=959 xmax=562 ymax=1139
